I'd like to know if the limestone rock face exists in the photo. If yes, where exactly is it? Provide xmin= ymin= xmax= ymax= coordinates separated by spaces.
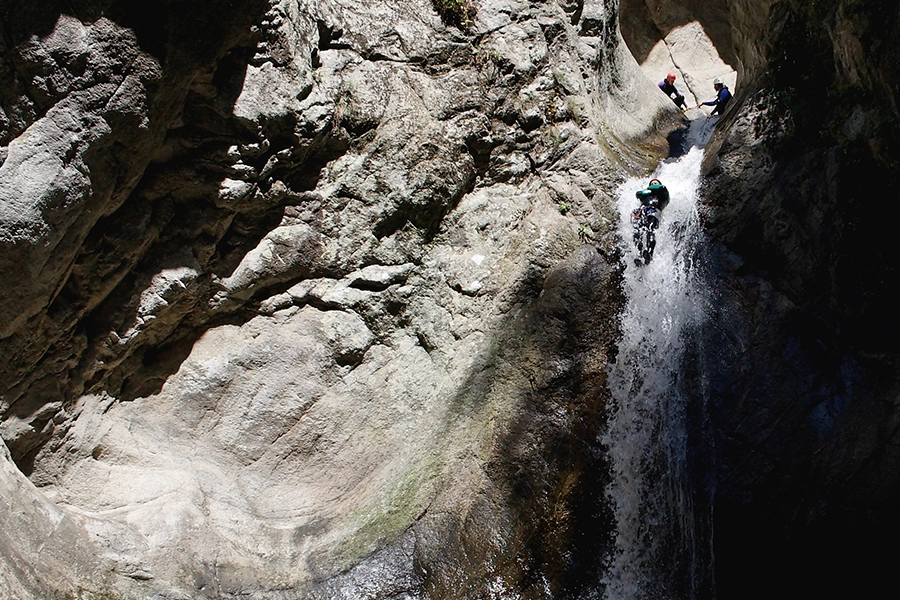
xmin=1 ymin=0 xmax=654 ymax=597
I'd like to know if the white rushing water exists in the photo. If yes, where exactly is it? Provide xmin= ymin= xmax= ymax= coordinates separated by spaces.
xmin=601 ymin=116 xmax=715 ymax=600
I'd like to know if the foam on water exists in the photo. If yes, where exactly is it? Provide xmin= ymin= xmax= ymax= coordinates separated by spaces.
xmin=601 ymin=116 xmax=715 ymax=600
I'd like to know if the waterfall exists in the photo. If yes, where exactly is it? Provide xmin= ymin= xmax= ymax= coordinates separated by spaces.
xmin=601 ymin=117 xmax=715 ymax=600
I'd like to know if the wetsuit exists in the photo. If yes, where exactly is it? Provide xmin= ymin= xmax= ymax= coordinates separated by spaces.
xmin=701 ymin=85 xmax=732 ymax=115
xmin=635 ymin=183 xmax=670 ymax=210
xmin=632 ymin=183 xmax=669 ymax=264
xmin=658 ymin=80 xmax=686 ymax=109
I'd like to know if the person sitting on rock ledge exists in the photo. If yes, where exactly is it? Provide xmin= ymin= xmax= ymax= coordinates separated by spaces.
xmin=658 ymin=72 xmax=687 ymax=110
xmin=697 ymin=76 xmax=732 ymax=118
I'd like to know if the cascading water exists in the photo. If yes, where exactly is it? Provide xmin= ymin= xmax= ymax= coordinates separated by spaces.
xmin=601 ymin=117 xmax=716 ymax=600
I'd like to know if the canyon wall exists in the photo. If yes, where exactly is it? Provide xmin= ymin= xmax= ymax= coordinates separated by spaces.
xmin=702 ymin=1 xmax=900 ymax=596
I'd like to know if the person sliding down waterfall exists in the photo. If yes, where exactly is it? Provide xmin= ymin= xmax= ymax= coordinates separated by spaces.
xmin=632 ymin=178 xmax=670 ymax=265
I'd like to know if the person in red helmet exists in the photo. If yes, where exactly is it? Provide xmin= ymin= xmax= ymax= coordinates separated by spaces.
xmin=658 ymin=72 xmax=687 ymax=109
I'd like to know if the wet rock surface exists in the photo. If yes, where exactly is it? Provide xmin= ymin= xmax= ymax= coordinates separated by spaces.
xmin=1 ymin=0 xmax=643 ymax=597
xmin=690 ymin=0 xmax=900 ymax=596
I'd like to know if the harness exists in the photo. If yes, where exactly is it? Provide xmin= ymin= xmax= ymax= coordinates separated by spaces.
xmin=632 ymin=205 xmax=660 ymax=229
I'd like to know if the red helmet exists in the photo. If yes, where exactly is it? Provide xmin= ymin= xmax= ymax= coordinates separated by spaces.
xmin=666 ymin=72 xmax=676 ymax=82
xmin=650 ymin=178 xmax=661 ymax=186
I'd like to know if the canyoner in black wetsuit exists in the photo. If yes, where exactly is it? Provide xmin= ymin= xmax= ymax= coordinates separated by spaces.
xmin=658 ymin=72 xmax=687 ymax=110
xmin=697 ymin=77 xmax=732 ymax=118
xmin=632 ymin=178 xmax=670 ymax=265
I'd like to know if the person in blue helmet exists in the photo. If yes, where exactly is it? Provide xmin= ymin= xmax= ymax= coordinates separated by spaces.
xmin=697 ymin=77 xmax=732 ymax=118
xmin=658 ymin=72 xmax=687 ymax=109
